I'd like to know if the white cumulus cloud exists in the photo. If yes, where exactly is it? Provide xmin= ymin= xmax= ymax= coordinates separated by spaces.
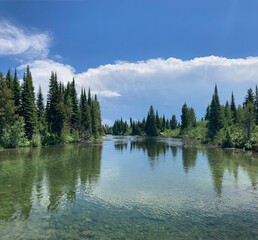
xmin=0 ymin=21 xmax=50 ymax=60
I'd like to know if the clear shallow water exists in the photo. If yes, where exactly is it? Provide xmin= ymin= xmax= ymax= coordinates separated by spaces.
xmin=0 ymin=136 xmax=258 ymax=239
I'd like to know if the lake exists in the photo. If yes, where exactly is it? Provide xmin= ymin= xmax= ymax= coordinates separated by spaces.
xmin=0 ymin=136 xmax=258 ymax=239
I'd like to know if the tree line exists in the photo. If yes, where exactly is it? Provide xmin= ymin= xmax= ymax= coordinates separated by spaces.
xmin=0 ymin=67 xmax=102 ymax=148
xmin=112 ymin=84 xmax=258 ymax=150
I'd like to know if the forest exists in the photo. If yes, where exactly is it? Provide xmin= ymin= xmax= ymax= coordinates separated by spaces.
xmin=111 ymin=85 xmax=258 ymax=150
xmin=2 ymin=65 xmax=258 ymax=151
xmin=0 ymin=67 xmax=102 ymax=148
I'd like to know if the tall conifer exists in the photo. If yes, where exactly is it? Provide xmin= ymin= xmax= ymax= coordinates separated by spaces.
xmin=20 ymin=66 xmax=38 ymax=139
xmin=207 ymin=84 xmax=224 ymax=139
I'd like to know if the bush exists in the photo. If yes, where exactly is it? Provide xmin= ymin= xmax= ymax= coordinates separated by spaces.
xmin=1 ymin=117 xmax=29 ymax=148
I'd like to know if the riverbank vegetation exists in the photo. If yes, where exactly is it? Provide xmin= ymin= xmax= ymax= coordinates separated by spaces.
xmin=0 ymin=67 xmax=102 ymax=148
xmin=112 ymin=85 xmax=258 ymax=150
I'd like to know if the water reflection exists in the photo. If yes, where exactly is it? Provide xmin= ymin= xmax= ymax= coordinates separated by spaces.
xmin=182 ymin=147 xmax=197 ymax=173
xmin=114 ymin=137 xmax=258 ymax=195
xmin=207 ymin=149 xmax=258 ymax=195
xmin=0 ymin=144 xmax=102 ymax=220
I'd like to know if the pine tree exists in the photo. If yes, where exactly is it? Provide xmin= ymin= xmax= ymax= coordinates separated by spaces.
xmin=181 ymin=103 xmax=189 ymax=130
xmin=205 ymin=105 xmax=210 ymax=120
xmin=243 ymin=88 xmax=256 ymax=141
xmin=37 ymin=86 xmax=45 ymax=120
xmin=70 ymin=78 xmax=80 ymax=131
xmin=224 ymin=101 xmax=232 ymax=126
xmin=244 ymin=103 xmax=255 ymax=141
xmin=207 ymin=84 xmax=224 ymax=139
xmin=79 ymin=89 xmax=92 ymax=138
xmin=46 ymin=72 xmax=65 ymax=137
xmin=88 ymin=88 xmax=92 ymax=106
xmin=155 ymin=110 xmax=161 ymax=130
xmin=170 ymin=114 xmax=177 ymax=130
xmin=64 ymin=82 xmax=73 ymax=129
xmin=5 ymin=69 xmax=13 ymax=89
xmin=230 ymin=92 xmax=237 ymax=124
xmin=188 ymin=107 xmax=197 ymax=127
xmin=0 ymin=74 xmax=16 ymax=135
xmin=12 ymin=69 xmax=20 ymax=113
xmin=20 ymin=66 xmax=38 ymax=140
xmin=146 ymin=105 xmax=158 ymax=136
xmin=243 ymin=88 xmax=255 ymax=107
xmin=91 ymin=94 xmax=101 ymax=138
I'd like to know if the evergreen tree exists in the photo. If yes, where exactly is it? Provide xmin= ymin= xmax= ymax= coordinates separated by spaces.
xmin=88 ymin=88 xmax=92 ymax=106
xmin=224 ymin=101 xmax=232 ymax=126
xmin=243 ymin=88 xmax=255 ymax=107
xmin=242 ymin=88 xmax=256 ymax=140
xmin=207 ymin=85 xmax=224 ymax=139
xmin=161 ymin=115 xmax=166 ymax=131
xmin=170 ymin=114 xmax=177 ymax=130
xmin=146 ymin=105 xmax=158 ymax=136
xmin=0 ymin=74 xmax=16 ymax=137
xmin=20 ymin=66 xmax=38 ymax=140
xmin=165 ymin=119 xmax=170 ymax=129
xmin=244 ymin=103 xmax=255 ymax=141
xmin=181 ymin=103 xmax=188 ymax=130
xmin=91 ymin=95 xmax=101 ymax=138
xmin=130 ymin=117 xmax=133 ymax=128
xmin=46 ymin=72 xmax=65 ymax=137
xmin=205 ymin=105 xmax=210 ymax=120
xmin=188 ymin=108 xmax=197 ymax=127
xmin=70 ymin=78 xmax=80 ymax=131
xmin=37 ymin=86 xmax=45 ymax=121
xmin=156 ymin=110 xmax=161 ymax=130
xmin=36 ymin=86 xmax=46 ymax=140
xmin=5 ymin=69 xmax=13 ymax=89
xmin=230 ymin=92 xmax=237 ymax=124
xmin=12 ymin=69 xmax=20 ymax=113
xmin=64 ymin=82 xmax=73 ymax=129
xmin=79 ymin=89 xmax=92 ymax=138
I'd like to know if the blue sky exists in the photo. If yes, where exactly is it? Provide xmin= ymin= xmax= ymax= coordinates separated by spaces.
xmin=1 ymin=0 xmax=258 ymax=124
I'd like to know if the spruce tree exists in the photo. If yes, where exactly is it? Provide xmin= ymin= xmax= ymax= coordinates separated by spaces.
xmin=64 ymin=82 xmax=73 ymax=129
xmin=161 ymin=115 xmax=166 ymax=131
xmin=207 ymin=85 xmax=224 ymax=139
xmin=70 ymin=78 xmax=80 ymax=131
xmin=0 ymin=74 xmax=16 ymax=137
xmin=79 ymin=89 xmax=92 ymax=138
xmin=205 ymin=105 xmax=210 ymax=120
xmin=181 ymin=103 xmax=188 ymax=130
xmin=243 ymin=88 xmax=255 ymax=107
xmin=91 ymin=94 xmax=101 ymax=138
xmin=146 ymin=105 xmax=158 ymax=136
xmin=88 ymin=88 xmax=92 ymax=106
xmin=224 ymin=101 xmax=232 ymax=126
xmin=155 ymin=110 xmax=161 ymax=130
xmin=37 ymin=86 xmax=45 ymax=120
xmin=20 ymin=66 xmax=38 ymax=140
xmin=46 ymin=72 xmax=65 ymax=137
xmin=230 ymin=92 xmax=237 ymax=124
xmin=12 ymin=69 xmax=20 ymax=113
xmin=243 ymin=88 xmax=255 ymax=140
xmin=5 ymin=69 xmax=13 ymax=89
xmin=188 ymin=107 xmax=197 ymax=127
xmin=170 ymin=115 xmax=177 ymax=130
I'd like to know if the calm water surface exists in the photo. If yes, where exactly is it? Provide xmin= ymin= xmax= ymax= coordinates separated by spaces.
xmin=0 ymin=136 xmax=258 ymax=239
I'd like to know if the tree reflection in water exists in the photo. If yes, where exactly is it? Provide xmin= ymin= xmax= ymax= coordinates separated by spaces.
xmin=114 ymin=137 xmax=258 ymax=196
xmin=0 ymin=144 xmax=102 ymax=220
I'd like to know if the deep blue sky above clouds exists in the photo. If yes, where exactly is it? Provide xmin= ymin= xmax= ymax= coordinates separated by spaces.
xmin=1 ymin=0 xmax=258 ymax=124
